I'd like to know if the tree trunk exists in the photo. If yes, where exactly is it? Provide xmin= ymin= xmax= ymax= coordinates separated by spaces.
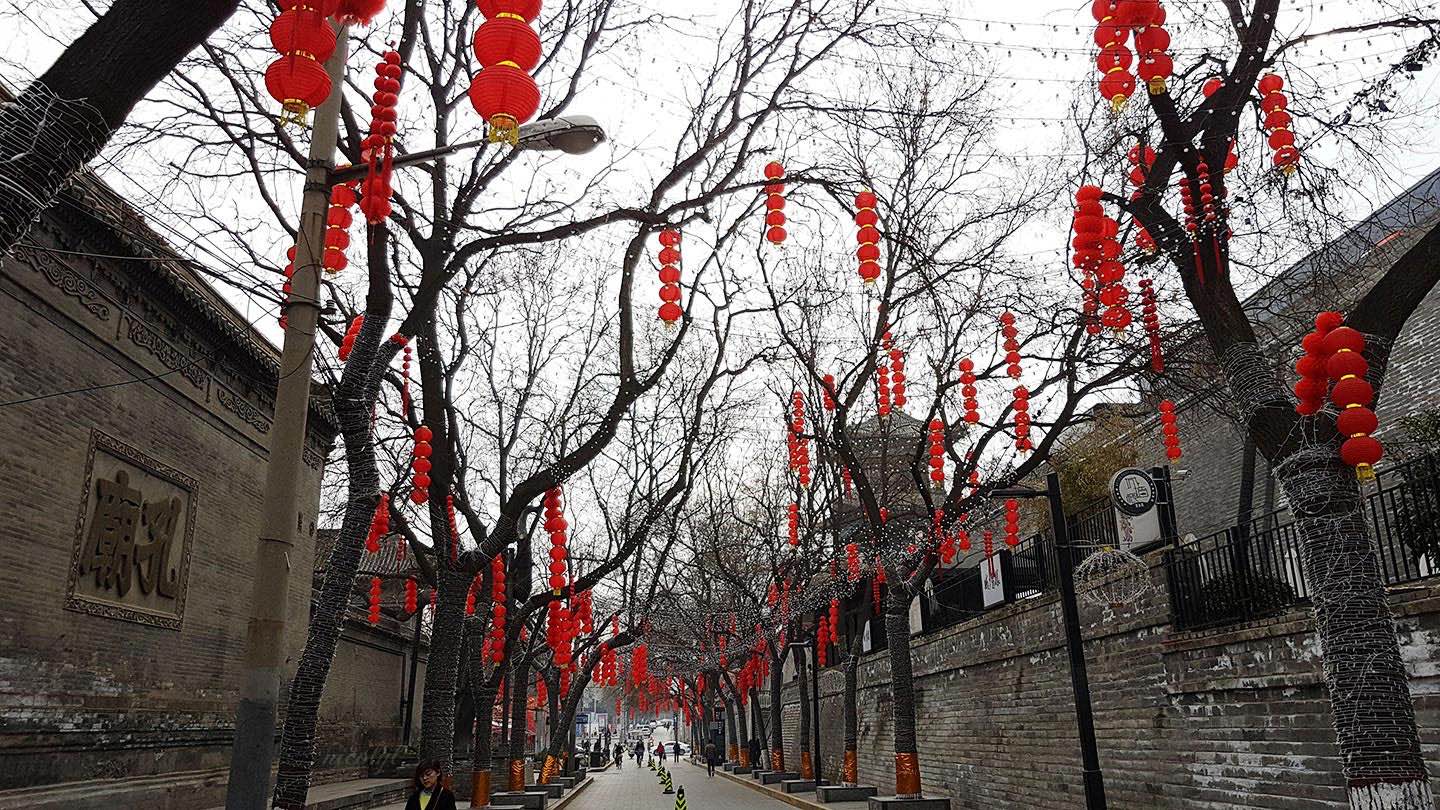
xmin=1275 ymin=448 xmax=1435 ymax=808
xmin=270 ymin=254 xmax=392 ymax=808
xmin=883 ymin=589 xmax=921 ymax=799
xmin=506 ymin=655 xmax=532 ymax=791
xmin=724 ymin=696 xmax=739 ymax=763
xmin=0 ymin=0 xmax=239 ymax=259
xmin=768 ymin=655 xmax=786 ymax=772
xmin=795 ymin=651 xmax=812 ymax=779
xmin=732 ymin=689 xmax=749 ymax=766
xmin=843 ymin=648 xmax=861 ymax=786
xmin=420 ymin=565 xmax=470 ymax=771
xmin=467 ymin=676 xmax=498 ymax=808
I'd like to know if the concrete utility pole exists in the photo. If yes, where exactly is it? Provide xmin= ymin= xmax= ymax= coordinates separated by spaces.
xmin=226 ymin=27 xmax=351 ymax=810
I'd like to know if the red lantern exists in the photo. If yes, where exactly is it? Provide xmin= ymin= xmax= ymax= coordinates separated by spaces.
xmin=822 ymin=373 xmax=836 ymax=410
xmin=335 ymin=0 xmax=386 ymax=24
xmin=1001 ymin=312 xmax=1023 ymax=379
xmin=473 ymin=16 xmax=543 ymax=69
xmin=1133 ymin=17 xmax=1171 ymax=94
xmin=1294 ymin=312 xmax=1341 ymax=415
xmin=368 ymin=577 xmax=382 ymax=624
xmin=265 ymin=55 xmax=333 ymax=125
xmin=787 ymin=502 xmax=800 ymax=546
xmin=411 ymin=425 xmax=433 ymax=503
xmin=468 ymin=65 xmax=541 ymax=146
xmin=1013 ymin=385 xmax=1031 ymax=454
xmin=404 ymin=578 xmax=418 ymax=613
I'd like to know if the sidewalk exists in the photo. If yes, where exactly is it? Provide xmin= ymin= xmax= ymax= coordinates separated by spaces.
xmin=565 ymin=757 xmax=800 ymax=809
xmin=708 ymin=763 xmax=870 ymax=810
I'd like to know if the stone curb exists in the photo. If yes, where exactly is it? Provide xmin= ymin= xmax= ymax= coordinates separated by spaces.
xmin=704 ymin=762 xmax=828 ymax=810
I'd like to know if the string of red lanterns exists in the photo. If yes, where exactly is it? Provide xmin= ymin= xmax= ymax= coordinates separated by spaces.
xmin=324 ymin=180 xmax=357 ymax=274
xmin=1091 ymin=2 xmax=1135 ymax=112
xmin=764 ymin=162 xmax=787 ymax=244
xmin=1004 ymin=498 xmax=1020 ymax=547
xmin=1294 ymin=311 xmax=1343 ymax=415
xmin=1325 ymin=324 xmax=1383 ymax=479
xmin=338 ymin=315 xmax=364 ymax=362
xmin=404 ymin=577 xmax=417 ymax=614
xmin=1013 ymin=385 xmax=1032 ymax=454
xmin=889 ymin=343 xmax=908 ymax=409
xmin=359 ymin=51 xmax=403 ymax=225
xmin=855 ymin=191 xmax=882 ymax=284
xmin=365 ymin=493 xmax=389 ymax=553
xmin=1139 ymin=278 xmax=1164 ymax=373
xmin=490 ymin=554 xmax=507 ymax=662
xmin=468 ymin=0 xmax=543 ymax=145
xmin=928 ymin=419 xmax=946 ymax=489
xmin=367 ymin=576 xmax=382 ymax=624
xmin=410 ymin=425 xmax=432 ymax=503
xmin=1259 ymin=73 xmax=1301 ymax=174
xmin=1159 ymin=399 xmax=1182 ymax=461
xmin=1000 ymin=313 xmax=1023 ymax=378
xmin=657 ymin=228 xmax=683 ymax=325
xmin=959 ymin=358 xmax=980 ymax=424
xmin=544 ymin=487 xmax=568 ymax=593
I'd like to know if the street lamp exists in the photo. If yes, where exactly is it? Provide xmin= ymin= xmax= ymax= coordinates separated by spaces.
xmin=331 ymin=115 xmax=607 ymax=184
xmin=994 ymin=472 xmax=1107 ymax=810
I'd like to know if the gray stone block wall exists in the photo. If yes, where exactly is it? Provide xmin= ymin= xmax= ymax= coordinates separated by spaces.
xmin=783 ymin=560 xmax=1440 ymax=808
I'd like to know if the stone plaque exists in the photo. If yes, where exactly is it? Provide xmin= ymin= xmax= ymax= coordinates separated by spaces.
xmin=65 ymin=430 xmax=198 ymax=629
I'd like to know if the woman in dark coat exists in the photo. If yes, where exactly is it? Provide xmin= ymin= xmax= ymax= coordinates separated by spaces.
xmin=403 ymin=759 xmax=457 ymax=810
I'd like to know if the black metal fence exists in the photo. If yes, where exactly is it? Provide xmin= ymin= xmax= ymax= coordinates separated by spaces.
xmin=1165 ymin=452 xmax=1440 ymax=631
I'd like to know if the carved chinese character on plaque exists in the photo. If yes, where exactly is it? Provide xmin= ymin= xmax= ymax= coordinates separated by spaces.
xmin=66 ymin=431 xmax=198 ymax=629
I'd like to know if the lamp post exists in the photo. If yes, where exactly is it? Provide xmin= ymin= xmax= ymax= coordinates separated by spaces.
xmin=993 ymin=472 xmax=1106 ymax=810
xmin=225 ymin=34 xmax=608 ymax=805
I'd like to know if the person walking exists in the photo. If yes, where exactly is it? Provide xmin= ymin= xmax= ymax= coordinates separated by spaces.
xmin=747 ymin=737 xmax=761 ymax=770
xmin=614 ymin=742 xmax=625 ymax=769
xmin=634 ymin=739 xmax=645 ymax=767
xmin=703 ymin=740 xmax=717 ymax=777
xmin=655 ymin=741 xmax=666 ymax=764
xmin=403 ymin=760 xmax=457 ymax=810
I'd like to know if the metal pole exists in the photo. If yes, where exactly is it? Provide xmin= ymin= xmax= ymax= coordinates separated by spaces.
xmin=811 ymin=639 xmax=821 ymax=784
xmin=403 ymin=606 xmax=423 ymax=744
xmin=225 ymin=27 xmax=350 ymax=810
xmin=1047 ymin=471 xmax=1107 ymax=810
xmin=1151 ymin=465 xmax=1179 ymax=547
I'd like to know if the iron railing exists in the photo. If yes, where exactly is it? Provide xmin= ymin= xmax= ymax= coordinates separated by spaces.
xmin=1165 ymin=452 xmax=1440 ymax=630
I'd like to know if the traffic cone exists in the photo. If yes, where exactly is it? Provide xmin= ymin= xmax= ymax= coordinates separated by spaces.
xmin=674 ymin=786 xmax=687 ymax=810
xmin=662 ymin=768 xmax=675 ymax=794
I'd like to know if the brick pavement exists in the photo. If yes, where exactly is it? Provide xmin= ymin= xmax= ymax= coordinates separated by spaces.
xmin=568 ymin=758 xmax=798 ymax=810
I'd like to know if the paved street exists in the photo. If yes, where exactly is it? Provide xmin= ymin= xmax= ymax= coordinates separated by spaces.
xmin=569 ymin=758 xmax=796 ymax=810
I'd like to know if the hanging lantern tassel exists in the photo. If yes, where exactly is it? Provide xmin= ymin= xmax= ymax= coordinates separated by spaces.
xmin=1324 ymin=325 xmax=1382 ymax=480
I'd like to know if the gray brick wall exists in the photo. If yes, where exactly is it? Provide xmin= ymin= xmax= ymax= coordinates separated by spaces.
xmin=783 ymin=563 xmax=1440 ymax=808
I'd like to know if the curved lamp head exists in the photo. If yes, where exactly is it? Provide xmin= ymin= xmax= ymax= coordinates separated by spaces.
xmin=517 ymin=115 xmax=607 ymax=154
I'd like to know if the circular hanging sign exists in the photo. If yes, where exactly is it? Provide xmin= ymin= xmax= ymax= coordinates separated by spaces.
xmin=1109 ymin=468 xmax=1157 ymax=517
